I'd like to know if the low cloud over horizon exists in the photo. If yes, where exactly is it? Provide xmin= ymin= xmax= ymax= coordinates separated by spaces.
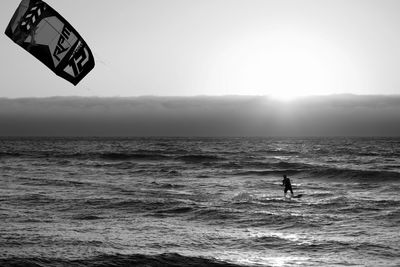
xmin=0 ymin=95 xmax=399 ymax=137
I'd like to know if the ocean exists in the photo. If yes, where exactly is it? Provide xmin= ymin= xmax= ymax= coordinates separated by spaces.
xmin=0 ymin=137 xmax=399 ymax=267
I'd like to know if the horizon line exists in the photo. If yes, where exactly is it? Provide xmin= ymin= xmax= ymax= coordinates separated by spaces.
xmin=1 ymin=93 xmax=400 ymax=100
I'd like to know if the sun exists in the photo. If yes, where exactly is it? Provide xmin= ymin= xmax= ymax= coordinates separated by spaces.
xmin=269 ymin=91 xmax=301 ymax=102
xmin=209 ymin=27 xmax=348 ymax=98
xmin=263 ymin=31 xmax=334 ymax=101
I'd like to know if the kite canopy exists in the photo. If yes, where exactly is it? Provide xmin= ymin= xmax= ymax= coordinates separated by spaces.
xmin=5 ymin=0 xmax=95 ymax=85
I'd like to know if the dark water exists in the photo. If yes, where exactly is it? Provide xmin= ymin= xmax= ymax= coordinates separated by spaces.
xmin=0 ymin=137 xmax=399 ymax=267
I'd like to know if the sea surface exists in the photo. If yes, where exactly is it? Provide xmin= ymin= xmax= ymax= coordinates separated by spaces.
xmin=0 ymin=137 xmax=399 ymax=267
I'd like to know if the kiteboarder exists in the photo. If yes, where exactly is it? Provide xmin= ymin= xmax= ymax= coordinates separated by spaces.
xmin=282 ymin=174 xmax=294 ymax=197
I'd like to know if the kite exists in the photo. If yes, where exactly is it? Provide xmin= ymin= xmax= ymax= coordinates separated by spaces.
xmin=5 ymin=0 xmax=95 ymax=85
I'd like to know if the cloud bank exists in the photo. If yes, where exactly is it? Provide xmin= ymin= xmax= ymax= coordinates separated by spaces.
xmin=0 ymin=95 xmax=399 ymax=136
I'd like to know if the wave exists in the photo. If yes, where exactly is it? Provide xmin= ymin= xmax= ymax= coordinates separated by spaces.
xmin=0 ymin=253 xmax=245 ymax=267
xmin=293 ymin=240 xmax=398 ymax=257
xmin=254 ymin=149 xmax=300 ymax=156
xmin=103 ymin=198 xmax=194 ymax=216
xmin=71 ymin=214 xmax=102 ymax=220
xmin=154 ymin=206 xmax=194 ymax=215
xmin=151 ymin=182 xmax=185 ymax=189
xmin=230 ymin=161 xmax=312 ymax=170
xmin=229 ymin=161 xmax=314 ymax=176
xmin=235 ymin=213 xmax=322 ymax=229
xmin=234 ymin=161 xmax=400 ymax=182
xmin=176 ymin=154 xmax=225 ymax=163
xmin=234 ymin=169 xmax=302 ymax=176
xmin=385 ymin=210 xmax=400 ymax=225
xmin=0 ymin=150 xmax=171 ymax=161
xmin=17 ymin=177 xmax=88 ymax=187
xmin=191 ymin=208 xmax=242 ymax=222
xmin=0 ymin=152 xmax=22 ymax=158
xmin=245 ymin=230 xmax=398 ymax=256
xmin=91 ymin=161 xmax=137 ymax=169
xmin=99 ymin=152 xmax=169 ymax=161
xmin=306 ymin=167 xmax=400 ymax=182
xmin=232 ymin=192 xmax=254 ymax=202
xmin=251 ymin=235 xmax=290 ymax=246
xmin=0 ymin=150 xmax=226 ymax=164
xmin=10 ymin=193 xmax=57 ymax=204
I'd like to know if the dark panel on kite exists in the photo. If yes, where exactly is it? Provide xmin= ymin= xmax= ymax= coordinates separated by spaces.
xmin=5 ymin=0 xmax=95 ymax=85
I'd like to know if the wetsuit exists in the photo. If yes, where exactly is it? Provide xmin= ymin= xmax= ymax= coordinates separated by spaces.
xmin=282 ymin=177 xmax=293 ymax=195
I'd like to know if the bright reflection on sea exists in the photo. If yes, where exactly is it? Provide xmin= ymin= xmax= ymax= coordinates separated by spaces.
xmin=216 ymin=252 xmax=311 ymax=267
xmin=207 ymin=228 xmax=315 ymax=266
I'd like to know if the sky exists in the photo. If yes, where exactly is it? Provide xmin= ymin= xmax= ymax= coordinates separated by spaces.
xmin=1 ymin=0 xmax=400 ymax=99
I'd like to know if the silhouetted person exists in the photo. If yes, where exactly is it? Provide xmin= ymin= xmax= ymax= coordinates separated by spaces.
xmin=282 ymin=174 xmax=294 ymax=197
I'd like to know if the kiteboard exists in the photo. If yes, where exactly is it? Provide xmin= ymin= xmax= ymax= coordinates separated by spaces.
xmin=293 ymin=194 xmax=303 ymax=198
xmin=285 ymin=193 xmax=303 ymax=199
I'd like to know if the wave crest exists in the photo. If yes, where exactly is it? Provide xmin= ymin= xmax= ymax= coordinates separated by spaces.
xmin=0 ymin=253 xmax=244 ymax=267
